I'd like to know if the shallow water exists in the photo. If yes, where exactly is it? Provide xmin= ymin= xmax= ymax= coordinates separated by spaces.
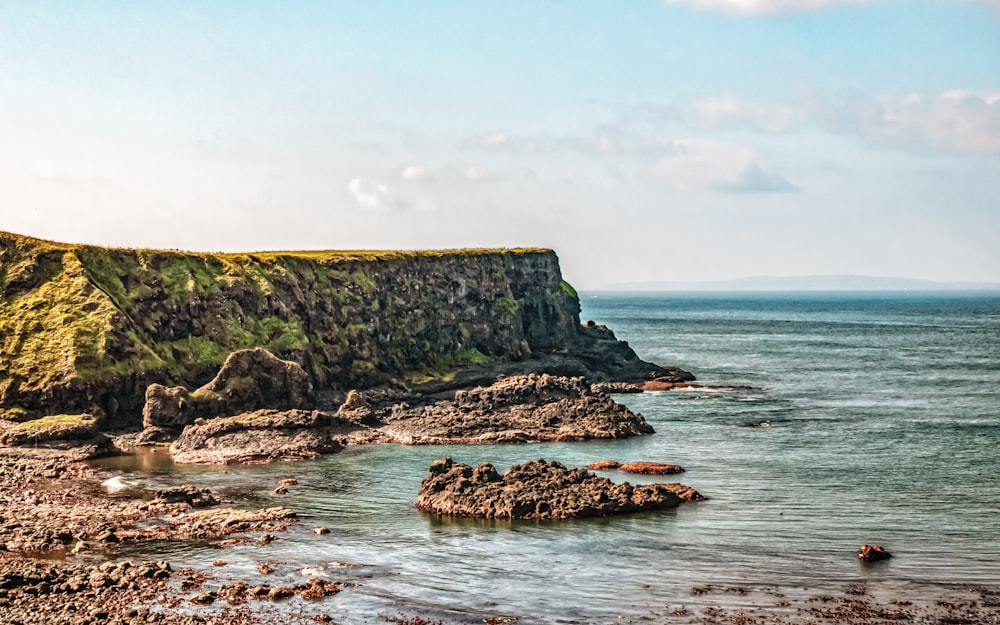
xmin=96 ymin=291 xmax=1000 ymax=623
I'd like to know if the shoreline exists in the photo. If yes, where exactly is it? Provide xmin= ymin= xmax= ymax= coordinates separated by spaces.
xmin=2 ymin=447 xmax=1000 ymax=624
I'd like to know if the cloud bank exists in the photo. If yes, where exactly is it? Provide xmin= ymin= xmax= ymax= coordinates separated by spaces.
xmin=686 ymin=91 xmax=1000 ymax=154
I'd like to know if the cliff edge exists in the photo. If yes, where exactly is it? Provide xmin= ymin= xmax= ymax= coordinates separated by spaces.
xmin=0 ymin=231 xmax=685 ymax=425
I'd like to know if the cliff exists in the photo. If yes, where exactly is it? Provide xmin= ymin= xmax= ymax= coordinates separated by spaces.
xmin=1 ymin=231 xmax=675 ymax=426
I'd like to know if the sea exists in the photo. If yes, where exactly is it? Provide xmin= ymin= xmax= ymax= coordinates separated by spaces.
xmin=97 ymin=291 xmax=1000 ymax=623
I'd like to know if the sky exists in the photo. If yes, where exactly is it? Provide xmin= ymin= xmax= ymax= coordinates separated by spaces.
xmin=1 ymin=1 xmax=998 ymax=289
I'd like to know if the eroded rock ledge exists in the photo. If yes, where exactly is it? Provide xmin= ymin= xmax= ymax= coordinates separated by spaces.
xmin=168 ymin=409 xmax=361 ymax=464
xmin=377 ymin=373 xmax=653 ymax=445
xmin=414 ymin=458 xmax=703 ymax=520
xmin=161 ymin=373 xmax=654 ymax=463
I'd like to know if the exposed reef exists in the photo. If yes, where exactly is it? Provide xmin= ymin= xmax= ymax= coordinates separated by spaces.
xmin=414 ymin=457 xmax=703 ymax=519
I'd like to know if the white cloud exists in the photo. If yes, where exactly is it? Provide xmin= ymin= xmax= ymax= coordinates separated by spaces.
xmin=401 ymin=165 xmax=430 ymax=181
xmin=480 ymin=132 xmax=508 ymax=147
xmin=346 ymin=177 xmax=435 ymax=211
xmin=665 ymin=91 xmax=1000 ymax=154
xmin=846 ymin=91 xmax=1000 ymax=154
xmin=650 ymin=139 xmax=798 ymax=193
xmin=690 ymin=95 xmax=809 ymax=133
xmin=463 ymin=165 xmax=491 ymax=181
xmin=661 ymin=0 xmax=873 ymax=15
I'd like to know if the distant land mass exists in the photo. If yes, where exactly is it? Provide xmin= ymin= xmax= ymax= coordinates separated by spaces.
xmin=601 ymin=274 xmax=1000 ymax=292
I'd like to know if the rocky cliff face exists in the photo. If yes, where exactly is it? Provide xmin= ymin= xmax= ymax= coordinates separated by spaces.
xmin=1 ymin=231 xmax=662 ymax=425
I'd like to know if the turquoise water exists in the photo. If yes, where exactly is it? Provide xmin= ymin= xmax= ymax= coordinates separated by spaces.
xmin=99 ymin=291 xmax=1000 ymax=623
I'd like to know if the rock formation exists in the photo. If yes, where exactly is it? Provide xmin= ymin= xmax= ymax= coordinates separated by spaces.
xmin=0 ymin=230 xmax=684 ymax=428
xmin=414 ymin=457 xmax=702 ymax=519
xmin=142 ymin=348 xmax=312 ymax=429
xmin=377 ymin=374 xmax=654 ymax=444
xmin=169 ymin=409 xmax=363 ymax=464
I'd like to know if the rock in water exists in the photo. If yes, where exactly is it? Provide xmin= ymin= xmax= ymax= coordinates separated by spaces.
xmin=414 ymin=457 xmax=703 ymax=519
xmin=858 ymin=544 xmax=892 ymax=561
xmin=618 ymin=461 xmax=685 ymax=475
xmin=381 ymin=374 xmax=654 ymax=444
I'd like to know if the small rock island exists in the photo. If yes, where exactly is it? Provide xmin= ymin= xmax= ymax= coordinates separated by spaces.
xmin=415 ymin=457 xmax=704 ymax=520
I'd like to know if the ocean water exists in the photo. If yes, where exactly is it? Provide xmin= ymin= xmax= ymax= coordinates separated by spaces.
xmin=98 ymin=291 xmax=1000 ymax=623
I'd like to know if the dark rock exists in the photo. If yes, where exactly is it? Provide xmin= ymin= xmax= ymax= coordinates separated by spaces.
xmin=188 ymin=591 xmax=216 ymax=605
xmin=141 ymin=385 xmax=194 ymax=430
xmin=133 ymin=426 xmax=177 ymax=444
xmin=152 ymin=485 xmax=220 ymax=508
xmin=858 ymin=544 xmax=892 ymax=561
xmin=414 ymin=457 xmax=703 ymax=519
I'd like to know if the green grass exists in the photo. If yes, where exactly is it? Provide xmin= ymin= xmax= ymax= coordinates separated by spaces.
xmin=492 ymin=295 xmax=519 ymax=316
xmin=1 ymin=230 xmax=565 ymax=404
xmin=559 ymin=280 xmax=578 ymax=298
xmin=9 ymin=413 xmax=95 ymax=432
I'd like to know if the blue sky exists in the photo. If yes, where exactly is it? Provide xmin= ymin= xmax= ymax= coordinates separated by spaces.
xmin=1 ymin=1 xmax=998 ymax=288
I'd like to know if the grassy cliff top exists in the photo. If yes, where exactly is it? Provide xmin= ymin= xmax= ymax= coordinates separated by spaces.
xmin=1 ymin=229 xmax=577 ymax=420
xmin=0 ymin=231 xmax=553 ymax=262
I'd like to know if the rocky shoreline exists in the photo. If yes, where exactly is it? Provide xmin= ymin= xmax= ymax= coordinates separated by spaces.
xmin=1 ymin=448 xmax=997 ymax=625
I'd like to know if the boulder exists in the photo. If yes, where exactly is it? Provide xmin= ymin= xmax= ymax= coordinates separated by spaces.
xmin=169 ymin=409 xmax=366 ymax=464
xmin=142 ymin=384 xmax=194 ymax=429
xmin=414 ymin=457 xmax=703 ymax=520
xmin=153 ymin=484 xmax=221 ymax=508
xmin=142 ymin=348 xmax=313 ymax=429
xmin=336 ymin=389 xmax=379 ymax=426
xmin=858 ymin=544 xmax=892 ymax=562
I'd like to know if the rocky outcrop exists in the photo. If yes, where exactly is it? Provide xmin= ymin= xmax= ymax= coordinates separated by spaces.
xmin=377 ymin=374 xmax=654 ymax=444
xmin=158 ymin=374 xmax=655 ymax=463
xmin=142 ymin=349 xmax=312 ymax=429
xmin=0 ymin=414 xmax=114 ymax=458
xmin=414 ymin=458 xmax=702 ymax=519
xmin=335 ymin=389 xmax=378 ymax=426
xmin=1 ymin=230 xmax=684 ymax=424
xmin=169 ymin=409 xmax=364 ymax=464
